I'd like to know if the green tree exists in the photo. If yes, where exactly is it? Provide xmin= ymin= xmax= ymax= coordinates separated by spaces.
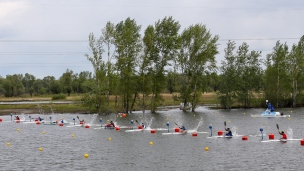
xmin=22 ymin=73 xmax=36 ymax=94
xmin=114 ymin=17 xmax=142 ymax=113
xmin=234 ymin=42 xmax=262 ymax=108
xmin=265 ymin=41 xmax=290 ymax=107
xmin=178 ymin=24 xmax=219 ymax=111
xmin=218 ymin=41 xmax=238 ymax=108
xmin=145 ymin=16 xmax=180 ymax=113
xmin=84 ymin=32 xmax=108 ymax=114
xmin=101 ymin=21 xmax=115 ymax=107
xmin=60 ymin=69 xmax=73 ymax=96
xmin=286 ymin=36 xmax=304 ymax=107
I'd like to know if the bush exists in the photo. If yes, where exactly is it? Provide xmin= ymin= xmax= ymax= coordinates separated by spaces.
xmin=52 ymin=93 xmax=66 ymax=100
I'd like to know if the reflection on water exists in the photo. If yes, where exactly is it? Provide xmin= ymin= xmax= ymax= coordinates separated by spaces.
xmin=0 ymin=106 xmax=303 ymax=170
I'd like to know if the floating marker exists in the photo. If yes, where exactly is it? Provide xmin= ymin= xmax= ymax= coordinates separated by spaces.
xmin=192 ymin=132 xmax=198 ymax=137
xmin=17 ymin=128 xmax=20 ymax=132
xmin=108 ymin=138 xmax=112 ymax=141
xmin=7 ymin=142 xmax=10 ymax=146
xmin=42 ymin=131 xmax=45 ymax=134
xmin=115 ymin=127 xmax=120 ymax=131
xmin=218 ymin=130 xmax=223 ymax=136
xmin=222 ymin=116 xmax=224 ymax=118
xmin=0 ymin=118 xmax=2 ymax=122
xmin=194 ymin=114 xmax=195 ymax=116
xmin=205 ymin=147 xmax=209 ymax=151
xmin=175 ymin=128 xmax=180 ymax=132
xmin=242 ymin=136 xmax=248 ymax=140
xmin=151 ymin=129 xmax=156 ymax=134
xmin=301 ymin=139 xmax=304 ymax=146
xmin=72 ymin=134 xmax=75 ymax=138
xmin=39 ymin=148 xmax=43 ymax=151
xmin=84 ymin=153 xmax=89 ymax=158
xmin=59 ymin=123 xmax=63 ymax=126
xmin=269 ymin=134 xmax=274 ymax=139
xmin=85 ymin=125 xmax=90 ymax=128
xmin=149 ymin=142 xmax=153 ymax=145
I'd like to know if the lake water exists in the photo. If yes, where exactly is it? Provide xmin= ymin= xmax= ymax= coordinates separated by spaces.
xmin=0 ymin=106 xmax=304 ymax=171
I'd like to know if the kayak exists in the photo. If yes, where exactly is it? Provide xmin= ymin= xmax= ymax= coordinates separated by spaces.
xmin=207 ymin=135 xmax=233 ymax=138
xmin=261 ymin=139 xmax=301 ymax=143
xmin=251 ymin=109 xmax=290 ymax=118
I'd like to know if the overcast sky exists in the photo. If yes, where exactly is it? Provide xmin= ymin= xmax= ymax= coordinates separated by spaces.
xmin=0 ymin=0 xmax=303 ymax=79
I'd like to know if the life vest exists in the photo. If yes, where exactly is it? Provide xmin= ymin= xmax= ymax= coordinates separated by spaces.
xmin=282 ymin=133 xmax=287 ymax=139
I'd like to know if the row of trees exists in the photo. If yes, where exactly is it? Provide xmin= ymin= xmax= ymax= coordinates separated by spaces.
xmin=1 ymin=16 xmax=303 ymax=114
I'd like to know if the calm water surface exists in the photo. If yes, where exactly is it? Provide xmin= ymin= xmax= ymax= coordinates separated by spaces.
xmin=0 ymin=106 xmax=304 ymax=171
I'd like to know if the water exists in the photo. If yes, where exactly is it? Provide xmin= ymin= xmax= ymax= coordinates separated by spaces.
xmin=0 ymin=107 xmax=304 ymax=170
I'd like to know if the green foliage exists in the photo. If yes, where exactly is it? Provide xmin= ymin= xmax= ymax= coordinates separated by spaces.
xmin=52 ymin=93 xmax=66 ymax=100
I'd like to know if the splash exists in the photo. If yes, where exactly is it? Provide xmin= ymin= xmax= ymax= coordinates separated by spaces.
xmin=145 ymin=117 xmax=154 ymax=129
xmin=89 ymin=114 xmax=98 ymax=125
xmin=287 ymin=127 xmax=293 ymax=139
xmin=193 ymin=118 xmax=204 ymax=131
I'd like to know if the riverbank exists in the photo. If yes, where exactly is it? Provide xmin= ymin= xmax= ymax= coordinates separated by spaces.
xmin=0 ymin=92 xmax=218 ymax=115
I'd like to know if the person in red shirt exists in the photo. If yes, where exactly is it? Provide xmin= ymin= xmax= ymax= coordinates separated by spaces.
xmin=279 ymin=130 xmax=287 ymax=139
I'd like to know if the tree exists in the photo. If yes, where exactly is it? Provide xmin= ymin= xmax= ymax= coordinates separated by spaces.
xmin=265 ymin=41 xmax=290 ymax=107
xmin=286 ymin=36 xmax=304 ymax=107
xmin=114 ymin=17 xmax=142 ymax=113
xmin=178 ymin=24 xmax=219 ymax=111
xmin=145 ymin=16 xmax=180 ymax=113
xmin=101 ymin=21 xmax=115 ymax=107
xmin=84 ymin=32 xmax=108 ymax=114
xmin=218 ymin=41 xmax=238 ymax=108
xmin=60 ymin=69 xmax=73 ymax=96
xmin=234 ymin=42 xmax=262 ymax=108
xmin=22 ymin=73 xmax=36 ymax=94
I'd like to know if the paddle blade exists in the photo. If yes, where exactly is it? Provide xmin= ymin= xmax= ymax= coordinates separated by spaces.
xmin=276 ymin=124 xmax=279 ymax=130
xmin=224 ymin=121 xmax=226 ymax=127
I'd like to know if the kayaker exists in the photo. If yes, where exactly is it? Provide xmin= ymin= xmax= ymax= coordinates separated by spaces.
xmin=225 ymin=128 xmax=233 ymax=136
xmin=179 ymin=125 xmax=187 ymax=134
xmin=106 ymin=121 xmax=115 ymax=128
xmin=141 ymin=123 xmax=146 ymax=129
xmin=15 ymin=116 xmax=20 ymax=120
xmin=279 ymin=130 xmax=287 ymax=140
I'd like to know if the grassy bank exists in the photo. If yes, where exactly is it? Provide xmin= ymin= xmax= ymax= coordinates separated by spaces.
xmin=0 ymin=92 xmax=218 ymax=115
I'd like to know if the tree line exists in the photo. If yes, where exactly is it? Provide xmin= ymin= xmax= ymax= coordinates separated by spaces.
xmin=1 ymin=16 xmax=303 ymax=114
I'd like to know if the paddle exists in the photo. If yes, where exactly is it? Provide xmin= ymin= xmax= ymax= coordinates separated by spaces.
xmin=77 ymin=116 xmax=80 ymax=121
xmin=224 ymin=121 xmax=226 ymax=128
xmin=174 ymin=122 xmax=180 ymax=128
xmin=276 ymin=123 xmax=279 ymax=133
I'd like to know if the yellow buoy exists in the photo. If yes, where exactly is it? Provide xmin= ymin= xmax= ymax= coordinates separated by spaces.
xmin=222 ymin=116 xmax=224 ymax=118
xmin=205 ymin=147 xmax=209 ymax=151
xmin=288 ymin=118 xmax=290 ymax=120
xmin=72 ymin=134 xmax=75 ymax=137
xmin=149 ymin=142 xmax=153 ymax=145
xmin=42 ymin=131 xmax=45 ymax=134
xmin=228 ymin=120 xmax=230 ymax=122
xmin=17 ymin=128 xmax=20 ymax=132
xmin=194 ymin=114 xmax=196 ymax=117
xmin=39 ymin=148 xmax=43 ymax=151
xmin=108 ymin=138 xmax=112 ymax=141
xmin=7 ymin=142 xmax=10 ymax=146
xmin=84 ymin=153 xmax=89 ymax=158
xmin=244 ymin=113 xmax=246 ymax=115
xmin=166 ymin=118 xmax=169 ymax=120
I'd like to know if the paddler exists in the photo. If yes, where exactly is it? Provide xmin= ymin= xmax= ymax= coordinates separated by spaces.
xmin=106 ymin=121 xmax=115 ymax=129
xmin=179 ymin=125 xmax=187 ymax=134
xmin=225 ymin=128 xmax=233 ymax=136
xmin=141 ymin=123 xmax=146 ymax=129
xmin=279 ymin=130 xmax=287 ymax=140
xmin=15 ymin=116 xmax=20 ymax=120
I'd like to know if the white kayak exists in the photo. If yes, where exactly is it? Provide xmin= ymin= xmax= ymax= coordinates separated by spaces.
xmin=261 ymin=139 xmax=301 ymax=142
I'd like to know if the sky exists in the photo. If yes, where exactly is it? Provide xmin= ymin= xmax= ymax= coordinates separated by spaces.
xmin=0 ymin=0 xmax=303 ymax=79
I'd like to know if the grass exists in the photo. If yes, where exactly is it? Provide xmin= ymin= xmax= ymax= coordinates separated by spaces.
xmin=0 ymin=92 xmax=218 ymax=115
